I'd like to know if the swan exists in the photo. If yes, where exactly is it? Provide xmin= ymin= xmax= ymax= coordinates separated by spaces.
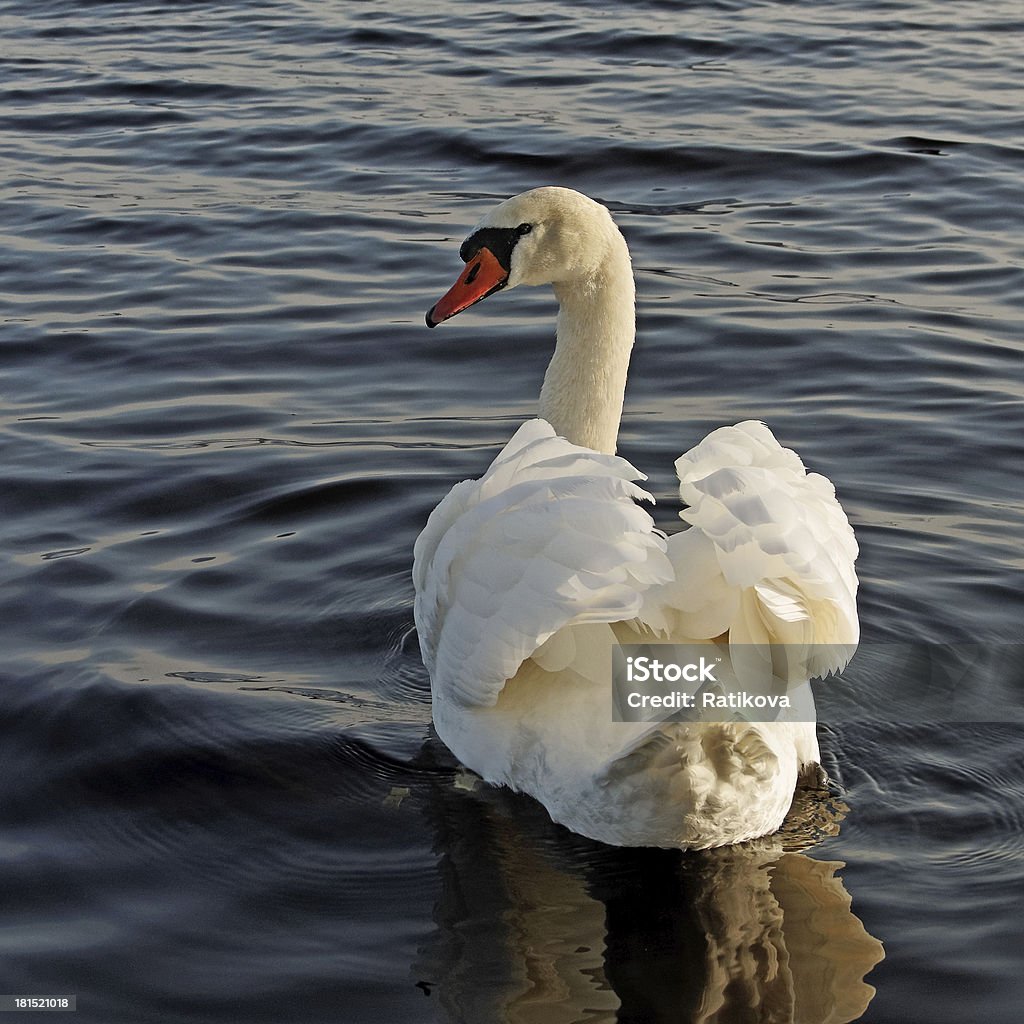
xmin=413 ymin=187 xmax=858 ymax=849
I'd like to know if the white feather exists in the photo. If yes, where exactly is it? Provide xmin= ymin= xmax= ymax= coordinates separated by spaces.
xmin=414 ymin=420 xmax=672 ymax=709
xmin=652 ymin=420 xmax=859 ymax=680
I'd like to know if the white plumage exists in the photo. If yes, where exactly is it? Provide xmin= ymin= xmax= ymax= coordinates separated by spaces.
xmin=415 ymin=187 xmax=859 ymax=848
xmin=414 ymin=420 xmax=672 ymax=709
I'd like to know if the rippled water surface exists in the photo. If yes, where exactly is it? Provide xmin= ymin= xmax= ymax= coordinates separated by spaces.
xmin=2 ymin=1 xmax=1022 ymax=1021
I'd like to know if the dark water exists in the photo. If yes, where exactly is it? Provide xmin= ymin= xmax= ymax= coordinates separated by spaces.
xmin=2 ymin=1 xmax=1022 ymax=1021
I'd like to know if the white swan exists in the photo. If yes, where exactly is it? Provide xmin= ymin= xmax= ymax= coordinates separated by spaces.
xmin=413 ymin=187 xmax=858 ymax=849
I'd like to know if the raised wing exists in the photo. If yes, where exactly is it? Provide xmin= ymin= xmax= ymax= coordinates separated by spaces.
xmin=641 ymin=420 xmax=859 ymax=679
xmin=413 ymin=419 xmax=672 ymax=707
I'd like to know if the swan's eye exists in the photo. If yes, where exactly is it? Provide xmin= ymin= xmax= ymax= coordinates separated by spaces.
xmin=516 ymin=223 xmax=533 ymax=236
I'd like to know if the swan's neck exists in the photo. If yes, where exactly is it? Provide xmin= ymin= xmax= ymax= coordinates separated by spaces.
xmin=538 ymin=238 xmax=635 ymax=455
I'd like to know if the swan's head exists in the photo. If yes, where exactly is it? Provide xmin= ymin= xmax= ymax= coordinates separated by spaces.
xmin=425 ymin=187 xmax=624 ymax=328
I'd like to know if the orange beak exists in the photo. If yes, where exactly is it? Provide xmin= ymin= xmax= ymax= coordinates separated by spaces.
xmin=425 ymin=247 xmax=509 ymax=328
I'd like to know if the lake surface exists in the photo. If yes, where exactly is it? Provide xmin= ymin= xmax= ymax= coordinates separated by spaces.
xmin=2 ymin=1 xmax=1022 ymax=1021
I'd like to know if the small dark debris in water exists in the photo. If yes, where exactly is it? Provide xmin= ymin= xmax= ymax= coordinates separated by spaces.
xmin=191 ymin=555 xmax=216 ymax=563
xmin=42 ymin=547 xmax=91 ymax=560
xmin=415 ymin=980 xmax=434 ymax=996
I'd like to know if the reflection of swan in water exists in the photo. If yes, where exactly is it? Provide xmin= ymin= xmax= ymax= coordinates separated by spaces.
xmin=414 ymin=744 xmax=882 ymax=1024
xmin=415 ymin=187 xmax=859 ymax=849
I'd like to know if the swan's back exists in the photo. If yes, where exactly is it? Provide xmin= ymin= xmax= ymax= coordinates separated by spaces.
xmin=413 ymin=418 xmax=858 ymax=847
